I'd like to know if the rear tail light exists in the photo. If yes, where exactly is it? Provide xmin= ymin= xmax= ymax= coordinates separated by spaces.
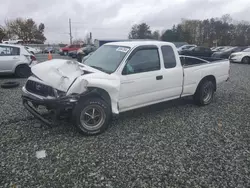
xmin=31 ymin=55 xmax=36 ymax=61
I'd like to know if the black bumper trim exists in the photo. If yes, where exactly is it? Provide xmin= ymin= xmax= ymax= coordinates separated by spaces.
xmin=22 ymin=93 xmax=79 ymax=126
xmin=23 ymin=99 xmax=52 ymax=126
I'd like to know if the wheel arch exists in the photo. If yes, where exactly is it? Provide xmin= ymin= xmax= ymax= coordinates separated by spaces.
xmin=196 ymin=75 xmax=217 ymax=93
xmin=80 ymin=87 xmax=112 ymax=109
xmin=241 ymin=56 xmax=250 ymax=62
xmin=14 ymin=63 xmax=30 ymax=73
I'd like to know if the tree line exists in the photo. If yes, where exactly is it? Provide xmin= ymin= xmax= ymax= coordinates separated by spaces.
xmin=128 ymin=14 xmax=250 ymax=47
xmin=0 ymin=18 xmax=46 ymax=44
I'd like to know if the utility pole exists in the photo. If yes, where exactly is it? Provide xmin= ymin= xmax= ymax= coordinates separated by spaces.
xmin=69 ymin=18 xmax=72 ymax=45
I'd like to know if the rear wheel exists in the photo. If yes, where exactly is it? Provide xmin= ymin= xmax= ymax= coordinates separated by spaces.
xmin=72 ymin=97 xmax=111 ymax=135
xmin=194 ymin=80 xmax=215 ymax=106
xmin=15 ymin=64 xmax=31 ymax=78
xmin=241 ymin=56 xmax=250 ymax=64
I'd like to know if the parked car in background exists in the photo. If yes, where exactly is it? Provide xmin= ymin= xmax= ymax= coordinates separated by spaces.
xmin=178 ymin=44 xmax=197 ymax=52
xmin=212 ymin=46 xmax=248 ymax=59
xmin=24 ymin=46 xmax=40 ymax=54
xmin=179 ymin=46 xmax=213 ymax=57
xmin=76 ymin=45 xmax=96 ymax=62
xmin=22 ymin=41 xmax=230 ymax=135
xmin=42 ymin=46 xmax=55 ymax=53
xmin=0 ymin=43 xmax=37 ymax=77
xmin=2 ymin=39 xmax=24 ymax=45
xmin=81 ymin=52 xmax=94 ymax=63
xmin=59 ymin=44 xmax=82 ymax=56
xmin=68 ymin=50 xmax=77 ymax=58
xmin=229 ymin=47 xmax=250 ymax=64
xmin=211 ymin=46 xmax=231 ymax=53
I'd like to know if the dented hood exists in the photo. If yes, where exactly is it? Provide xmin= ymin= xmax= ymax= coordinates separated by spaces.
xmin=31 ymin=59 xmax=107 ymax=91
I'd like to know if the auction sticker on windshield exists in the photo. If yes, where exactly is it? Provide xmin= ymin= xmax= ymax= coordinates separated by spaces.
xmin=116 ymin=47 xmax=129 ymax=53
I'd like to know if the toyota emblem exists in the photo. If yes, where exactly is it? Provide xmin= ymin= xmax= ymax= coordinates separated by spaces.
xmin=36 ymin=84 xmax=42 ymax=90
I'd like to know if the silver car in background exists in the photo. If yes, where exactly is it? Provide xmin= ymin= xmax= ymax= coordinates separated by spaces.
xmin=0 ymin=43 xmax=37 ymax=77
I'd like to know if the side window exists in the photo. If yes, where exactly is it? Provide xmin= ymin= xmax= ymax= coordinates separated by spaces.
xmin=122 ymin=48 xmax=160 ymax=75
xmin=0 ymin=46 xmax=20 ymax=56
xmin=161 ymin=46 xmax=176 ymax=68
xmin=194 ymin=47 xmax=201 ymax=51
xmin=205 ymin=48 xmax=211 ymax=52
xmin=184 ymin=57 xmax=207 ymax=66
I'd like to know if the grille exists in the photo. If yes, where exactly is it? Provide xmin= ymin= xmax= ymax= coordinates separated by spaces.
xmin=26 ymin=80 xmax=55 ymax=97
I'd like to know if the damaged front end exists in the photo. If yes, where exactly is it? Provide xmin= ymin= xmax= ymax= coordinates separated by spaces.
xmin=22 ymin=79 xmax=82 ymax=126
xmin=22 ymin=59 xmax=121 ymax=127
xmin=21 ymin=59 xmax=87 ymax=126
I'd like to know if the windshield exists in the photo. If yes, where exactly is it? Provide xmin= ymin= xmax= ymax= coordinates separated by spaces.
xmin=83 ymin=45 xmax=130 ymax=73
xmin=224 ymin=47 xmax=237 ymax=52
xmin=243 ymin=48 xmax=250 ymax=52
xmin=189 ymin=46 xmax=196 ymax=50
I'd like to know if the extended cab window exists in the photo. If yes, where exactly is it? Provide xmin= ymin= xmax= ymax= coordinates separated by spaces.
xmin=161 ymin=46 xmax=176 ymax=68
xmin=123 ymin=48 xmax=160 ymax=75
xmin=0 ymin=46 xmax=20 ymax=56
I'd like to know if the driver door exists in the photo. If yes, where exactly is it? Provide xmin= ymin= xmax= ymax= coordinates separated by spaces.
xmin=118 ymin=46 xmax=164 ymax=112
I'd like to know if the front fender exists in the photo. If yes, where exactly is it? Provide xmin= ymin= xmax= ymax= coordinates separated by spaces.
xmin=66 ymin=74 xmax=121 ymax=114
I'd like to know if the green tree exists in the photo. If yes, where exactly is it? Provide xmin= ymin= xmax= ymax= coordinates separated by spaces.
xmin=128 ymin=23 xmax=152 ymax=39
xmin=0 ymin=25 xmax=6 ymax=41
xmin=5 ymin=18 xmax=46 ymax=43
xmin=152 ymin=30 xmax=160 ymax=40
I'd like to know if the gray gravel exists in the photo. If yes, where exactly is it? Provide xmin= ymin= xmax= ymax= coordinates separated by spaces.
xmin=0 ymin=63 xmax=250 ymax=188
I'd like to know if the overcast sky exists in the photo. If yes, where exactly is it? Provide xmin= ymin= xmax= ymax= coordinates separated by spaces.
xmin=0 ymin=0 xmax=249 ymax=43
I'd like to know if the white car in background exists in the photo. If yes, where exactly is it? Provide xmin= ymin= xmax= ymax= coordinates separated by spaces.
xmin=24 ymin=46 xmax=41 ymax=54
xmin=0 ymin=43 xmax=37 ymax=77
xmin=178 ymin=44 xmax=197 ymax=52
xmin=229 ymin=47 xmax=250 ymax=64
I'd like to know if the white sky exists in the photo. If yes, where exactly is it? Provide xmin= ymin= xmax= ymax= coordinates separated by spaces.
xmin=0 ymin=0 xmax=249 ymax=44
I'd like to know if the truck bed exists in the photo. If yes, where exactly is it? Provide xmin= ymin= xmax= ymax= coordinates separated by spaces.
xmin=181 ymin=55 xmax=230 ymax=97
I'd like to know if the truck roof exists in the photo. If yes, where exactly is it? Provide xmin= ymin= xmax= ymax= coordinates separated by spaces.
xmin=105 ymin=41 xmax=176 ymax=48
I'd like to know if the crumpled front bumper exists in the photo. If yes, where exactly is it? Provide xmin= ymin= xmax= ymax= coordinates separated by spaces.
xmin=22 ymin=87 xmax=79 ymax=126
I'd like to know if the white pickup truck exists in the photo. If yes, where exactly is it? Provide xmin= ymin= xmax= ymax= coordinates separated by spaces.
xmin=22 ymin=41 xmax=230 ymax=135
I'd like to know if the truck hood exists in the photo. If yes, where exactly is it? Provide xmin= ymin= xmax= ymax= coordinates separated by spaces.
xmin=31 ymin=59 xmax=107 ymax=91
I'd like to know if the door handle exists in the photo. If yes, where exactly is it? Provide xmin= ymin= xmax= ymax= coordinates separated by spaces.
xmin=13 ymin=57 xmax=18 ymax=60
xmin=156 ymin=75 xmax=163 ymax=80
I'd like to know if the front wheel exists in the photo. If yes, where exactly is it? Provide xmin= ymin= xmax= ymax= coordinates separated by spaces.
xmin=72 ymin=98 xmax=111 ymax=135
xmin=241 ymin=56 xmax=250 ymax=64
xmin=194 ymin=80 xmax=215 ymax=106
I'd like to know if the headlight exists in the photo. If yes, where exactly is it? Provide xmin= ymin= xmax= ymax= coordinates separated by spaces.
xmin=55 ymin=89 xmax=66 ymax=97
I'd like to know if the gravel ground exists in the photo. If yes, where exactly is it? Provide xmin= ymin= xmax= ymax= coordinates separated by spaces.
xmin=0 ymin=63 xmax=250 ymax=188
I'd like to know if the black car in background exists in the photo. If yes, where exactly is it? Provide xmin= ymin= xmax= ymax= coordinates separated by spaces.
xmin=76 ymin=45 xmax=96 ymax=62
xmin=212 ymin=46 xmax=248 ymax=59
xmin=179 ymin=46 xmax=213 ymax=57
xmin=68 ymin=50 xmax=77 ymax=58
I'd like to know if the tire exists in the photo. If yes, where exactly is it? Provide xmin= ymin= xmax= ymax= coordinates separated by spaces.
xmin=194 ymin=80 xmax=215 ymax=106
xmin=1 ymin=81 xmax=20 ymax=89
xmin=241 ymin=56 xmax=250 ymax=64
xmin=72 ymin=97 xmax=111 ymax=135
xmin=15 ymin=64 xmax=31 ymax=78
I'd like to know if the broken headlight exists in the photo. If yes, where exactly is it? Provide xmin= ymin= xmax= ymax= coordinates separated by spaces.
xmin=56 ymin=89 xmax=66 ymax=98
